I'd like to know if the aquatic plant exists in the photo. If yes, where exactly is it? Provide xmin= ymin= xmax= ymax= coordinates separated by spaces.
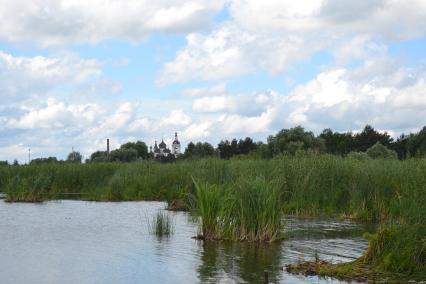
xmin=191 ymin=176 xmax=282 ymax=242
xmin=191 ymin=178 xmax=223 ymax=240
xmin=148 ymin=211 xmax=174 ymax=237
xmin=5 ymin=174 xmax=52 ymax=202
xmin=0 ymin=156 xmax=425 ymax=277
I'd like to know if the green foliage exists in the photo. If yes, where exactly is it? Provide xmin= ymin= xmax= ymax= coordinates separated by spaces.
xmin=191 ymin=176 xmax=283 ymax=242
xmin=0 ymin=156 xmax=425 ymax=276
xmin=354 ymin=125 xmax=393 ymax=152
xmin=183 ymin=142 xmax=216 ymax=159
xmin=217 ymin=137 xmax=257 ymax=159
xmin=320 ymin=128 xmax=354 ymax=155
xmin=5 ymin=174 xmax=53 ymax=202
xmin=191 ymin=179 xmax=224 ymax=240
xmin=267 ymin=126 xmax=325 ymax=156
xmin=109 ymin=148 xmax=138 ymax=162
xmin=347 ymin=151 xmax=370 ymax=161
xmin=148 ymin=211 xmax=174 ymax=237
xmin=66 ymin=151 xmax=82 ymax=163
xmin=366 ymin=142 xmax=397 ymax=159
xmin=30 ymin=157 xmax=58 ymax=165
xmin=120 ymin=141 xmax=149 ymax=159
xmin=90 ymin=151 xmax=108 ymax=162
xmin=407 ymin=126 xmax=426 ymax=158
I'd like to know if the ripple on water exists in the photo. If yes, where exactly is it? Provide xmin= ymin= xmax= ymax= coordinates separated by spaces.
xmin=0 ymin=200 xmax=369 ymax=284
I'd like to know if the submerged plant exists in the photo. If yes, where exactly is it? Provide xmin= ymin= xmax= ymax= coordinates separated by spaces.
xmin=148 ymin=211 xmax=174 ymax=237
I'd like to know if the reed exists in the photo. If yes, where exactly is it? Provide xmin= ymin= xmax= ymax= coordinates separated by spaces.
xmin=0 ymin=156 xmax=425 ymax=276
xmin=148 ymin=211 xmax=174 ymax=237
xmin=191 ymin=176 xmax=283 ymax=242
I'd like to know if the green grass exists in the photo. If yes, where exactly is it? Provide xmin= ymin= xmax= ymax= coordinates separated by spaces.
xmin=0 ymin=156 xmax=425 ymax=278
xmin=148 ymin=211 xmax=174 ymax=237
xmin=190 ymin=176 xmax=283 ymax=242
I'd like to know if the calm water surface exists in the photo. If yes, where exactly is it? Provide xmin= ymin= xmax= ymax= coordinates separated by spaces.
xmin=0 ymin=200 xmax=369 ymax=283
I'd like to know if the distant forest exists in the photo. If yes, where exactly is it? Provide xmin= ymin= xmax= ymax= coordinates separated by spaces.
xmin=1 ymin=125 xmax=426 ymax=165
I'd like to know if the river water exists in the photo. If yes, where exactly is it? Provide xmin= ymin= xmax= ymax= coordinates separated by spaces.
xmin=0 ymin=200 xmax=369 ymax=283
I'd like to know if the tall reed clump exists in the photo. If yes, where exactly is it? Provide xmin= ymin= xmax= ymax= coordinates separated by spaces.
xmin=191 ymin=179 xmax=224 ymax=240
xmin=148 ymin=211 xmax=174 ymax=237
xmin=191 ymin=176 xmax=283 ymax=242
xmin=5 ymin=174 xmax=52 ymax=202
xmin=362 ymin=177 xmax=426 ymax=277
xmin=224 ymin=176 xmax=283 ymax=242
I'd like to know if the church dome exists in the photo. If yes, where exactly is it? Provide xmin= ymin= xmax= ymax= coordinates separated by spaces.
xmin=159 ymin=140 xmax=167 ymax=149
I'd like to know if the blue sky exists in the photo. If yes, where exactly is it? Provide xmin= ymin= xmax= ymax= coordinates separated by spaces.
xmin=1 ymin=0 xmax=426 ymax=162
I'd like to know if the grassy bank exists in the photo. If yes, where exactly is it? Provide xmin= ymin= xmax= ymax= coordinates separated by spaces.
xmin=0 ymin=156 xmax=425 ymax=278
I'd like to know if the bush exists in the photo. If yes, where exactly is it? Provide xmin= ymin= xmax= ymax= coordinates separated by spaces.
xmin=366 ymin=142 xmax=398 ymax=159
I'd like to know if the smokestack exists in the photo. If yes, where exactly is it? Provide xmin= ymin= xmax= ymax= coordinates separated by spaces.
xmin=107 ymin=138 xmax=110 ymax=154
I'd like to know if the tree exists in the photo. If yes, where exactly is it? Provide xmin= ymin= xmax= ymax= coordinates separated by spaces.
xmin=217 ymin=137 xmax=257 ymax=159
xmin=238 ymin=137 xmax=257 ymax=155
xmin=184 ymin=141 xmax=215 ymax=159
xmin=120 ymin=141 xmax=148 ymax=159
xmin=0 ymin=160 xmax=8 ymax=166
xmin=218 ymin=140 xmax=232 ymax=159
xmin=90 ymin=151 xmax=108 ymax=162
xmin=353 ymin=125 xmax=393 ymax=152
xmin=407 ymin=127 xmax=426 ymax=158
xmin=30 ymin=157 xmax=58 ymax=165
xmin=366 ymin=142 xmax=397 ymax=159
xmin=390 ymin=134 xmax=410 ymax=159
xmin=67 ymin=151 xmax=82 ymax=163
xmin=320 ymin=128 xmax=355 ymax=155
xmin=109 ymin=148 xmax=138 ymax=162
xmin=267 ymin=126 xmax=324 ymax=156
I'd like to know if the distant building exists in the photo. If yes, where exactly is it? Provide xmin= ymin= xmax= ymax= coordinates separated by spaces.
xmin=171 ymin=132 xmax=181 ymax=156
xmin=151 ymin=132 xmax=181 ymax=158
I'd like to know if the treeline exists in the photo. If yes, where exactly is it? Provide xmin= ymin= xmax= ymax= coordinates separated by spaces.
xmin=2 ymin=125 xmax=425 ymax=165
xmin=193 ymin=125 xmax=426 ymax=160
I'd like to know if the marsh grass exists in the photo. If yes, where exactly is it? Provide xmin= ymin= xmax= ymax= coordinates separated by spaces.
xmin=0 ymin=156 xmax=425 ymax=277
xmin=191 ymin=176 xmax=283 ymax=242
xmin=148 ymin=211 xmax=174 ymax=237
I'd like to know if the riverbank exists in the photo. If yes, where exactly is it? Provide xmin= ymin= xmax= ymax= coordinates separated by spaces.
xmin=285 ymin=258 xmax=426 ymax=283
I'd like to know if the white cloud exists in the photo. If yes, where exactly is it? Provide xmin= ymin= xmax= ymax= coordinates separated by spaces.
xmin=160 ymin=109 xmax=192 ymax=126
xmin=158 ymin=23 xmax=323 ymax=84
xmin=192 ymin=96 xmax=231 ymax=112
xmin=0 ymin=0 xmax=226 ymax=46
xmin=219 ymin=110 xmax=275 ymax=135
xmin=183 ymin=121 xmax=212 ymax=140
xmin=229 ymin=0 xmax=426 ymax=40
xmin=0 ymin=51 xmax=101 ymax=100
xmin=6 ymin=98 xmax=103 ymax=129
xmin=185 ymin=58 xmax=426 ymax=138
xmin=181 ymin=82 xmax=227 ymax=97
xmin=159 ymin=1 xmax=426 ymax=84
xmin=192 ymin=90 xmax=278 ymax=116
xmin=272 ymin=59 xmax=426 ymax=133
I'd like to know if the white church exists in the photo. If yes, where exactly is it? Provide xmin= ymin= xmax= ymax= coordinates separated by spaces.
xmin=151 ymin=132 xmax=181 ymax=158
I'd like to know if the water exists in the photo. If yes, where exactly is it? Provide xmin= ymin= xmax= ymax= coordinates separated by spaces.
xmin=0 ymin=200 xmax=369 ymax=284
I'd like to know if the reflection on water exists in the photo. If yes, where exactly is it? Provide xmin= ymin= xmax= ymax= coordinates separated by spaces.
xmin=197 ymin=241 xmax=283 ymax=283
xmin=0 ymin=200 xmax=369 ymax=284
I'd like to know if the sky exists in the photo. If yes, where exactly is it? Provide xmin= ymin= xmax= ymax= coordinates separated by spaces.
xmin=1 ymin=0 xmax=426 ymax=163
